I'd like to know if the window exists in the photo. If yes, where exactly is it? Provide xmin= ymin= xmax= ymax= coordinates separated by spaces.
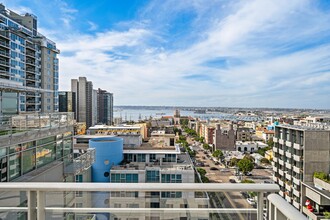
xmin=161 ymin=174 xmax=182 ymax=183
xmin=76 ymin=175 xmax=83 ymax=182
xmin=22 ymin=148 xmax=35 ymax=174
xmin=56 ymin=140 xmax=63 ymax=159
xmin=146 ymin=170 xmax=159 ymax=183
xmin=163 ymin=154 xmax=176 ymax=162
xmin=149 ymin=154 xmax=156 ymax=162
xmin=150 ymin=203 xmax=160 ymax=208
xmin=161 ymin=192 xmax=182 ymax=198
xmin=137 ymin=154 xmax=146 ymax=162
xmin=114 ymin=203 xmax=121 ymax=208
xmin=110 ymin=191 xmax=138 ymax=198
xmin=9 ymin=152 xmax=21 ymax=180
xmin=63 ymin=138 xmax=72 ymax=156
xmin=127 ymin=203 xmax=139 ymax=208
xmin=110 ymin=173 xmax=138 ymax=183
xmin=36 ymin=143 xmax=56 ymax=167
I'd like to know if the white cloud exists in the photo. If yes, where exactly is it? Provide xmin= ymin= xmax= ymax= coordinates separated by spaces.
xmin=9 ymin=6 xmax=33 ymax=14
xmin=37 ymin=0 xmax=330 ymax=108
xmin=87 ymin=21 xmax=98 ymax=31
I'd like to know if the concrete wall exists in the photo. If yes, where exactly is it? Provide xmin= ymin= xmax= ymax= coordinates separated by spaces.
xmin=304 ymin=131 xmax=330 ymax=183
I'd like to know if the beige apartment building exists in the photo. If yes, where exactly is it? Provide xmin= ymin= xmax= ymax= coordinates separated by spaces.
xmin=272 ymin=124 xmax=330 ymax=212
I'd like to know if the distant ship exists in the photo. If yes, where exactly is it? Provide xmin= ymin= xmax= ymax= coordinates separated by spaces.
xmin=155 ymin=112 xmax=166 ymax=115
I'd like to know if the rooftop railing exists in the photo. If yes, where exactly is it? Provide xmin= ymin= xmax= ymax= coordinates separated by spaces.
xmin=0 ymin=182 xmax=308 ymax=220
xmin=0 ymin=112 xmax=74 ymax=146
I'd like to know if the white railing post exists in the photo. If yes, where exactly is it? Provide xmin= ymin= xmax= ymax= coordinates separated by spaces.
xmin=27 ymin=191 xmax=36 ymax=220
xmin=257 ymin=192 xmax=264 ymax=220
xmin=37 ymin=191 xmax=45 ymax=220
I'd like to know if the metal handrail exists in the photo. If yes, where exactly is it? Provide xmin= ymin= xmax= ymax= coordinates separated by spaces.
xmin=0 ymin=182 xmax=280 ymax=192
xmin=0 ymin=183 xmax=304 ymax=220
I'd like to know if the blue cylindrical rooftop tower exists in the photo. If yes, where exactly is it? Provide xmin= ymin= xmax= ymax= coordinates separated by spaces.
xmin=89 ymin=136 xmax=123 ymax=182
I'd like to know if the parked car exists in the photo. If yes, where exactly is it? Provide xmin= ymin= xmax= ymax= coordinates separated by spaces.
xmin=247 ymin=198 xmax=256 ymax=205
xmin=229 ymin=179 xmax=236 ymax=183
xmin=241 ymin=192 xmax=249 ymax=198
xmin=246 ymin=172 xmax=252 ymax=176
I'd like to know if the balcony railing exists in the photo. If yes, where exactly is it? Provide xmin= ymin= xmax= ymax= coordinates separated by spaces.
xmin=293 ymin=143 xmax=303 ymax=150
xmin=0 ymin=112 xmax=74 ymax=146
xmin=64 ymin=148 xmax=96 ymax=175
xmin=0 ymin=182 xmax=308 ymax=220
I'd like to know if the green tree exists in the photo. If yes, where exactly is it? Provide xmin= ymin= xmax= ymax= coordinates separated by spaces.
xmin=260 ymin=158 xmax=270 ymax=164
xmin=237 ymin=158 xmax=254 ymax=174
xmin=267 ymin=138 xmax=274 ymax=147
xmin=229 ymin=157 xmax=238 ymax=167
xmin=243 ymin=153 xmax=255 ymax=162
xmin=174 ymin=127 xmax=182 ymax=136
xmin=257 ymin=146 xmax=271 ymax=156
xmin=197 ymin=168 xmax=207 ymax=176
xmin=212 ymin=150 xmax=223 ymax=159
xmin=197 ymin=136 xmax=204 ymax=143
xmin=180 ymin=118 xmax=189 ymax=127
xmin=203 ymin=143 xmax=211 ymax=150
xmin=324 ymin=211 xmax=330 ymax=219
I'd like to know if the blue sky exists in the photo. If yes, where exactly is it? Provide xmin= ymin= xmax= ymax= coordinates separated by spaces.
xmin=4 ymin=0 xmax=330 ymax=108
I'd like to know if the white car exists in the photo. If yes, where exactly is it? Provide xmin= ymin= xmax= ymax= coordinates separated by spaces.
xmin=247 ymin=198 xmax=256 ymax=205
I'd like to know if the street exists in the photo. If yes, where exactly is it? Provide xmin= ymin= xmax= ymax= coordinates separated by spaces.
xmin=191 ymin=140 xmax=272 ymax=220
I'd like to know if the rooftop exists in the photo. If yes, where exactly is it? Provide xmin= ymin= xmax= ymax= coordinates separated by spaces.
xmin=275 ymin=123 xmax=330 ymax=131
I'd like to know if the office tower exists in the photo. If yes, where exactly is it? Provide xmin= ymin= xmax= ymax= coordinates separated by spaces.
xmin=58 ymin=91 xmax=76 ymax=113
xmin=0 ymin=4 xmax=59 ymax=114
xmin=272 ymin=124 xmax=330 ymax=211
xmin=92 ymin=89 xmax=98 ymax=126
xmin=97 ymin=88 xmax=114 ymax=125
xmin=71 ymin=77 xmax=94 ymax=128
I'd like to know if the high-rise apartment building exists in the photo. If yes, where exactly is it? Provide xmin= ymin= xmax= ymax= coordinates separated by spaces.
xmin=92 ymin=89 xmax=98 ymax=126
xmin=71 ymin=77 xmax=94 ymax=128
xmin=0 ymin=4 xmax=59 ymax=114
xmin=97 ymin=88 xmax=113 ymax=125
xmin=58 ymin=91 xmax=76 ymax=113
xmin=272 ymin=124 xmax=330 ymax=211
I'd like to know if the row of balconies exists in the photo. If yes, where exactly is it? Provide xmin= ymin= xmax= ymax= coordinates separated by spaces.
xmin=26 ymin=51 xmax=36 ymax=57
xmin=293 ymin=188 xmax=300 ymax=197
xmin=293 ymin=176 xmax=300 ymax=185
xmin=285 ymin=151 xmax=291 ymax=158
xmin=274 ymin=137 xmax=304 ymax=150
xmin=0 ymin=49 xmax=9 ymax=57
xmin=0 ymin=59 xmax=9 ymax=66
xmin=26 ymin=43 xmax=36 ymax=51
xmin=0 ymin=31 xmax=9 ymax=39
xmin=286 ymin=172 xmax=292 ymax=181
xmin=293 ymin=143 xmax=303 ymax=150
xmin=279 ymin=148 xmax=284 ymax=155
xmin=285 ymin=162 xmax=291 ymax=169
xmin=0 ymin=40 xmax=9 ymax=48
xmin=293 ymin=154 xmax=303 ymax=161
xmin=293 ymin=165 xmax=302 ymax=174
xmin=293 ymin=200 xmax=300 ymax=209
xmin=278 ymin=158 xmax=284 ymax=166
xmin=285 ymin=194 xmax=292 ymax=203
xmin=279 ymin=169 xmax=284 ymax=176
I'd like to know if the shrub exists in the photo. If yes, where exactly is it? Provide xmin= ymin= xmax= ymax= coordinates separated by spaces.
xmin=314 ymin=172 xmax=330 ymax=183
